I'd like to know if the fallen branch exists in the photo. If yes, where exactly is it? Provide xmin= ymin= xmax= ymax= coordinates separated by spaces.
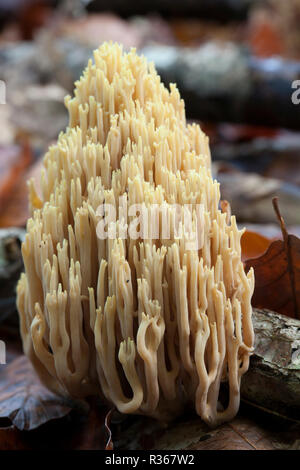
xmin=242 ymin=308 xmax=300 ymax=421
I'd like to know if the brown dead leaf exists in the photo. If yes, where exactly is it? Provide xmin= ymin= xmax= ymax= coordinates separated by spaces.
xmin=114 ymin=414 xmax=277 ymax=450
xmin=0 ymin=401 xmax=111 ymax=450
xmin=189 ymin=417 xmax=276 ymax=450
xmin=0 ymin=355 xmax=74 ymax=430
xmin=241 ymin=230 xmax=273 ymax=262
xmin=245 ymin=198 xmax=300 ymax=319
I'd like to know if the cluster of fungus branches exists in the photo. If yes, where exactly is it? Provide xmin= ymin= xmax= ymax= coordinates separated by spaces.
xmin=17 ymin=43 xmax=254 ymax=427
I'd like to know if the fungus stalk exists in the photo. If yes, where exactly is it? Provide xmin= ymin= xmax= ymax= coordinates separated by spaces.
xmin=17 ymin=42 xmax=254 ymax=427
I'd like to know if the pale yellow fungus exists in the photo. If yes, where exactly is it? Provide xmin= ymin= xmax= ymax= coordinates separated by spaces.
xmin=17 ymin=42 xmax=254 ymax=427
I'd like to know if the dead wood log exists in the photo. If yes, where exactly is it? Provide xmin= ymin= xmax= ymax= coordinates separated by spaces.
xmin=241 ymin=308 xmax=300 ymax=421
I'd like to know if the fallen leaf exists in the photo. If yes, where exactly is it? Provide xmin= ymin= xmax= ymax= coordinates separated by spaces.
xmin=241 ymin=230 xmax=273 ymax=262
xmin=245 ymin=198 xmax=300 ymax=319
xmin=189 ymin=417 xmax=275 ymax=450
xmin=0 ymin=355 xmax=74 ymax=430
xmin=111 ymin=413 xmax=277 ymax=450
xmin=0 ymin=404 xmax=110 ymax=450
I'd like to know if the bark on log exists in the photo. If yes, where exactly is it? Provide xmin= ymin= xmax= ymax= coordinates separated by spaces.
xmin=142 ymin=44 xmax=300 ymax=130
xmin=242 ymin=308 xmax=300 ymax=421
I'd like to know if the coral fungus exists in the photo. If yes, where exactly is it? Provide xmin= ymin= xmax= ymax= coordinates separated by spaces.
xmin=17 ymin=42 xmax=254 ymax=427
